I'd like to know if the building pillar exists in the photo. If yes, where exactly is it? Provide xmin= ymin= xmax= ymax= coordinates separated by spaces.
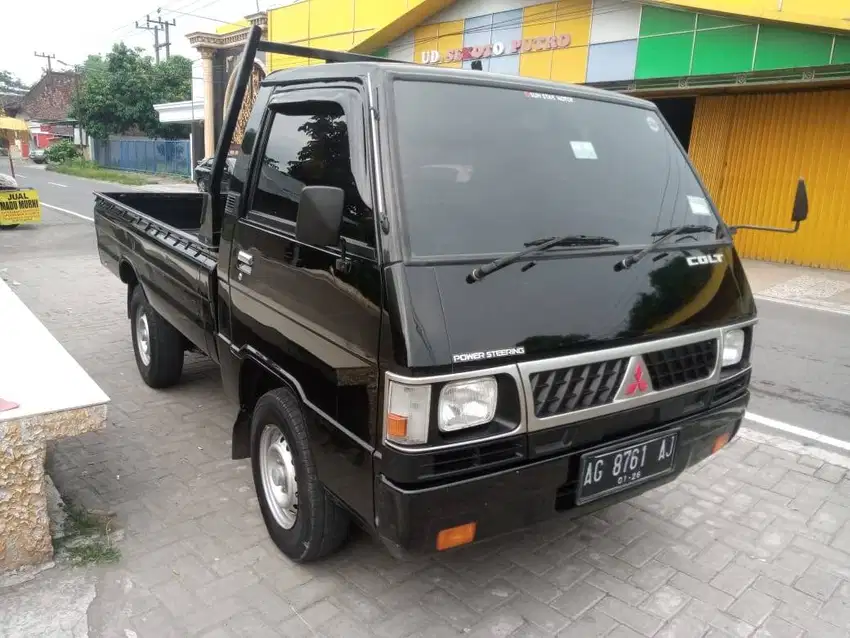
xmin=201 ymin=49 xmax=216 ymax=158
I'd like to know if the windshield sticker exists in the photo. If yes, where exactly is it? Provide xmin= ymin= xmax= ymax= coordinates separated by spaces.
xmin=525 ymin=91 xmax=574 ymax=103
xmin=570 ymin=141 xmax=598 ymax=160
xmin=646 ymin=116 xmax=660 ymax=133
xmin=687 ymin=196 xmax=711 ymax=216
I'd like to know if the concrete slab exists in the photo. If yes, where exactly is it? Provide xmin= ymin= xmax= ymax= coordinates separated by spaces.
xmin=0 ymin=567 xmax=96 ymax=638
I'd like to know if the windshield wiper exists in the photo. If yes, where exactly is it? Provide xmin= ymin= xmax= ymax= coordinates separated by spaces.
xmin=614 ymin=224 xmax=719 ymax=272
xmin=467 ymin=235 xmax=619 ymax=283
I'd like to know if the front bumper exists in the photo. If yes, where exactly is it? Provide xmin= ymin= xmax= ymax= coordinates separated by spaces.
xmin=375 ymin=392 xmax=747 ymax=557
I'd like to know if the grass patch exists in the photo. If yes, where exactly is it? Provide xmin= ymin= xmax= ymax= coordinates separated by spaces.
xmin=48 ymin=160 xmax=153 ymax=186
xmin=54 ymin=502 xmax=121 ymax=566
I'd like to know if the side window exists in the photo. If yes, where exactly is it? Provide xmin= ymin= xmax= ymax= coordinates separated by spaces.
xmin=251 ymin=100 xmax=375 ymax=246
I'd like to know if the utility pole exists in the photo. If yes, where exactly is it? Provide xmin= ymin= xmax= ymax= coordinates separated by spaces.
xmin=34 ymin=52 xmax=56 ymax=73
xmin=135 ymin=18 xmax=162 ymax=63
xmin=147 ymin=9 xmax=177 ymax=61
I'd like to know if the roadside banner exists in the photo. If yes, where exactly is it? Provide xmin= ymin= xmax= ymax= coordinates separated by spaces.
xmin=0 ymin=189 xmax=42 ymax=226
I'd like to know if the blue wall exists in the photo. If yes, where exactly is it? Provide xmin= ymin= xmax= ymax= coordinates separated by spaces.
xmin=93 ymin=138 xmax=191 ymax=177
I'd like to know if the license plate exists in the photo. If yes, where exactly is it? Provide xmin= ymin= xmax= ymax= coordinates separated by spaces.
xmin=576 ymin=432 xmax=678 ymax=504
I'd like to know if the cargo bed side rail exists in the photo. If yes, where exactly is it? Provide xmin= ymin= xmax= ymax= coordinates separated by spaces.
xmin=95 ymin=194 xmax=216 ymax=271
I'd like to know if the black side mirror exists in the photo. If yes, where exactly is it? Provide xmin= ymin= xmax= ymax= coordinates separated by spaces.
xmin=792 ymin=178 xmax=808 ymax=223
xmin=729 ymin=177 xmax=810 ymax=236
xmin=295 ymin=185 xmax=344 ymax=247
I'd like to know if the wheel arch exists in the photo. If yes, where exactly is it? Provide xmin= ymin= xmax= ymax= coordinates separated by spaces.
xmin=119 ymin=259 xmax=139 ymax=318
xmin=231 ymin=355 xmax=299 ymax=460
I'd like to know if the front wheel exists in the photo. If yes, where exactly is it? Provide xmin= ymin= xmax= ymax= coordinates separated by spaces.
xmin=0 ymin=224 xmax=20 ymax=230
xmin=251 ymin=388 xmax=350 ymax=562
xmin=129 ymin=285 xmax=184 ymax=388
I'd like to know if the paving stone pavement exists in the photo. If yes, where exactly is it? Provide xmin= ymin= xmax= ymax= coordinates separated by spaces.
xmin=4 ymin=230 xmax=850 ymax=637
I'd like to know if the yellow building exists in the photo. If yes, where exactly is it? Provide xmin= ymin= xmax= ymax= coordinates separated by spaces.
xmin=194 ymin=1 xmax=850 ymax=270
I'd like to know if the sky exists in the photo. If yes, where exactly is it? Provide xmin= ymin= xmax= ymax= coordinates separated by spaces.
xmin=1 ymin=0 xmax=291 ymax=87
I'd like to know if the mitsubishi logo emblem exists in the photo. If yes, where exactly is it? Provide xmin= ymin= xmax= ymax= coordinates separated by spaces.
xmin=614 ymin=356 xmax=655 ymax=402
xmin=626 ymin=363 xmax=649 ymax=396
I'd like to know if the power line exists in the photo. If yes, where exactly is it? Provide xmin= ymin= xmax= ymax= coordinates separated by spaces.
xmin=34 ymin=51 xmax=56 ymax=73
xmin=135 ymin=18 xmax=163 ymax=63
xmin=166 ymin=7 xmax=242 ymax=25
xmin=149 ymin=8 xmax=178 ymax=60
xmin=135 ymin=9 xmax=178 ymax=62
xmin=111 ymin=0 xmax=202 ymax=38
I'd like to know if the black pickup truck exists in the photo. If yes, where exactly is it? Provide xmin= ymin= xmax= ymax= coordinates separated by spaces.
xmin=94 ymin=27 xmax=810 ymax=562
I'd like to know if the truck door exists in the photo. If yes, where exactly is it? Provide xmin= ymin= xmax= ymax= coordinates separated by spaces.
xmin=228 ymin=86 xmax=381 ymax=527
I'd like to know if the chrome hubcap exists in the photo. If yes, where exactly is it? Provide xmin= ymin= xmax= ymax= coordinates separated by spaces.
xmin=259 ymin=425 xmax=298 ymax=529
xmin=136 ymin=312 xmax=151 ymax=366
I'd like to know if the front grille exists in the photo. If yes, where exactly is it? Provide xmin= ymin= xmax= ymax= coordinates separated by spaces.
xmin=643 ymin=339 xmax=718 ymax=391
xmin=530 ymin=359 xmax=628 ymax=418
xmin=419 ymin=438 xmax=523 ymax=480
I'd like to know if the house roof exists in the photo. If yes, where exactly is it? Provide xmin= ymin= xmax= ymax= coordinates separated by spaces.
xmin=18 ymin=71 xmax=80 ymax=122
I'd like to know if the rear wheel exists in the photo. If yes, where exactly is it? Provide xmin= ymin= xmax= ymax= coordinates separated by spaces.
xmin=0 ymin=225 xmax=19 ymax=230
xmin=129 ymin=285 xmax=184 ymax=388
xmin=251 ymin=387 xmax=350 ymax=562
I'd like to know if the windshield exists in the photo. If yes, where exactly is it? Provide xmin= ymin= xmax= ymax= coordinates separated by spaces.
xmin=391 ymin=80 xmax=721 ymax=258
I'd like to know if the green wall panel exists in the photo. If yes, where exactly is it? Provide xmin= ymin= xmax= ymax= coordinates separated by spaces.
xmin=635 ymin=33 xmax=693 ymax=79
xmin=754 ymin=25 xmax=833 ymax=71
xmin=697 ymin=14 xmax=745 ymax=30
xmin=639 ymin=6 xmax=696 ymax=37
xmin=691 ymin=25 xmax=757 ymax=75
xmin=633 ymin=6 xmax=848 ymax=82
xmin=833 ymin=37 xmax=850 ymax=65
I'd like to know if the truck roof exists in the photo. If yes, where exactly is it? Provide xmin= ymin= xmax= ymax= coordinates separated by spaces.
xmin=262 ymin=61 xmax=656 ymax=111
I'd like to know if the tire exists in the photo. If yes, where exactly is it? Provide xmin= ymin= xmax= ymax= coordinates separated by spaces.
xmin=0 ymin=225 xmax=19 ymax=230
xmin=250 ymin=387 xmax=350 ymax=562
xmin=129 ymin=285 xmax=184 ymax=388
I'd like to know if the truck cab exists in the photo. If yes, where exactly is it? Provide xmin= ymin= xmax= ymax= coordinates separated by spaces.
xmin=94 ymin=27 xmax=809 ymax=562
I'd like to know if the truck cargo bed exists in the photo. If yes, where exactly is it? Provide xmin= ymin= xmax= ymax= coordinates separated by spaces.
xmin=93 ymin=191 xmax=219 ymax=362
xmin=99 ymin=191 xmax=207 ymax=238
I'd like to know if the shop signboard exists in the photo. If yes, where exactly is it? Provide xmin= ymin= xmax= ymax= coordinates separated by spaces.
xmin=421 ymin=34 xmax=572 ymax=65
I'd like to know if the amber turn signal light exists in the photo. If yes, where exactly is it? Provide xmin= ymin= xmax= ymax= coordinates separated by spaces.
xmin=436 ymin=522 xmax=477 ymax=551
xmin=712 ymin=432 xmax=731 ymax=454
xmin=386 ymin=413 xmax=408 ymax=439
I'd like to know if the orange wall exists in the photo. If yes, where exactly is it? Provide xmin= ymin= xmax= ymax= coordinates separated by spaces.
xmin=691 ymin=90 xmax=850 ymax=270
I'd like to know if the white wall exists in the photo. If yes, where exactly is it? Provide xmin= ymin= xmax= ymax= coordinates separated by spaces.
xmin=192 ymin=58 xmax=204 ymax=105
xmin=387 ymin=32 xmax=416 ymax=62
xmin=590 ymin=0 xmax=641 ymax=44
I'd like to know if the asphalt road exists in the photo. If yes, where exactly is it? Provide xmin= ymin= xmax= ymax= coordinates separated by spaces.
xmin=10 ymin=163 xmax=137 ymax=219
xmin=749 ymin=298 xmax=850 ymax=442
xmin=5 ymin=165 xmax=850 ymax=447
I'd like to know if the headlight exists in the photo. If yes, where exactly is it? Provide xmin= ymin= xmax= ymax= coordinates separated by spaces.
xmin=438 ymin=378 xmax=497 ymax=432
xmin=722 ymin=329 xmax=745 ymax=367
xmin=384 ymin=380 xmax=431 ymax=445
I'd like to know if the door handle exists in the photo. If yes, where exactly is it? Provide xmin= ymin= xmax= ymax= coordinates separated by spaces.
xmin=237 ymin=250 xmax=253 ymax=266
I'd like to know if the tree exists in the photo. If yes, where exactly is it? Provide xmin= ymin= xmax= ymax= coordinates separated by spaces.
xmin=0 ymin=70 xmax=29 ymax=97
xmin=0 ymin=70 xmax=29 ymax=117
xmin=151 ymin=56 xmax=192 ymax=106
xmin=70 ymin=44 xmax=191 ymax=139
